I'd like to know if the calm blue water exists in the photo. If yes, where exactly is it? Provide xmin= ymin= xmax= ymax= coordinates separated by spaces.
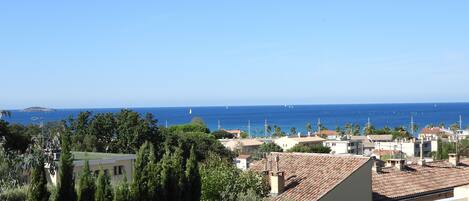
xmin=3 ymin=103 xmax=469 ymax=137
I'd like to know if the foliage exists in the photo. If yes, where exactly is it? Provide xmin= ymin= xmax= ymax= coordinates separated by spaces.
xmin=236 ymin=188 xmax=265 ymax=201
xmin=190 ymin=117 xmax=207 ymax=128
xmin=168 ymin=124 xmax=210 ymax=134
xmin=131 ymin=141 xmax=158 ymax=201
xmin=0 ymin=185 xmax=28 ymax=201
xmin=113 ymin=177 xmax=131 ymax=201
xmin=0 ymin=120 xmax=34 ymax=153
xmin=212 ymin=130 xmax=235 ymax=139
xmin=240 ymin=132 xmax=248 ymax=139
xmin=95 ymin=168 xmax=113 ymax=201
xmin=0 ymin=143 xmax=29 ymax=191
xmin=54 ymin=132 xmax=77 ymax=201
xmin=27 ymin=151 xmax=49 ymax=201
xmin=77 ymin=161 xmax=95 ymax=201
xmin=290 ymin=127 xmax=297 ymax=136
xmin=200 ymin=154 xmax=268 ymax=201
xmin=288 ymin=144 xmax=331 ymax=153
xmin=305 ymin=123 xmax=313 ymax=134
xmin=184 ymin=146 xmax=201 ymax=201
xmin=253 ymin=143 xmax=282 ymax=159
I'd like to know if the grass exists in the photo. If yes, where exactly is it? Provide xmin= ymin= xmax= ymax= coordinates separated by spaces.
xmin=72 ymin=152 xmax=133 ymax=161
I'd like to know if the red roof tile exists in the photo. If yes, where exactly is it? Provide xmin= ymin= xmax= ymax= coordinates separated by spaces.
xmin=250 ymin=152 xmax=370 ymax=201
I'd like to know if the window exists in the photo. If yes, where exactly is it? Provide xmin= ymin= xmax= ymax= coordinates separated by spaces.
xmin=114 ymin=166 xmax=125 ymax=175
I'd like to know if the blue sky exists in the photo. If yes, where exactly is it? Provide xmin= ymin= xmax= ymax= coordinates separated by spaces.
xmin=1 ymin=1 xmax=469 ymax=109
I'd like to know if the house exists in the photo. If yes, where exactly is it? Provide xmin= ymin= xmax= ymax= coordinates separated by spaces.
xmin=220 ymin=139 xmax=264 ymax=154
xmin=367 ymin=135 xmax=393 ymax=143
xmin=222 ymin=129 xmax=243 ymax=138
xmin=234 ymin=154 xmax=252 ymax=170
xmin=371 ymin=149 xmax=405 ymax=160
xmin=274 ymin=136 xmax=326 ymax=151
xmin=45 ymin=152 xmax=135 ymax=186
xmin=316 ymin=130 xmax=341 ymax=140
xmin=323 ymin=139 xmax=363 ymax=155
xmin=250 ymin=152 xmax=373 ymax=201
xmin=372 ymin=154 xmax=469 ymax=201
xmin=374 ymin=139 xmax=432 ymax=158
xmin=351 ymin=135 xmax=375 ymax=156
xmin=420 ymin=127 xmax=451 ymax=140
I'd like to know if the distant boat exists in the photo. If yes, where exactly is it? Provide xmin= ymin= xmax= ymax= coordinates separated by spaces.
xmin=189 ymin=108 xmax=192 ymax=115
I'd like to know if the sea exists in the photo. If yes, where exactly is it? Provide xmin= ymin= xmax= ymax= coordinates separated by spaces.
xmin=3 ymin=103 xmax=469 ymax=137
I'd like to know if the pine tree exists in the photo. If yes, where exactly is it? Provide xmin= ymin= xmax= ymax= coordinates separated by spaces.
xmin=95 ymin=168 xmax=113 ymax=201
xmin=113 ymin=176 xmax=131 ymax=201
xmin=183 ymin=146 xmax=201 ymax=201
xmin=27 ymin=151 xmax=50 ymax=201
xmin=55 ymin=132 xmax=77 ymax=201
xmin=77 ymin=160 xmax=95 ymax=201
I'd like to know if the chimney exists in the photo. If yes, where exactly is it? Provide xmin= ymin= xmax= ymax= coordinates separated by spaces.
xmin=371 ymin=157 xmax=384 ymax=173
xmin=418 ymin=140 xmax=426 ymax=166
xmin=449 ymin=153 xmax=460 ymax=166
xmin=270 ymin=155 xmax=285 ymax=196
xmin=386 ymin=159 xmax=406 ymax=171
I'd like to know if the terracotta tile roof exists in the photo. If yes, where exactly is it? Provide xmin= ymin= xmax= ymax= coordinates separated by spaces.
xmin=250 ymin=152 xmax=370 ymax=201
xmin=372 ymin=149 xmax=403 ymax=156
xmin=368 ymin=135 xmax=393 ymax=141
xmin=224 ymin=139 xmax=264 ymax=147
xmin=420 ymin=127 xmax=444 ymax=134
xmin=350 ymin=135 xmax=368 ymax=141
xmin=237 ymin=154 xmax=251 ymax=159
xmin=316 ymin=130 xmax=339 ymax=136
xmin=289 ymin=136 xmax=326 ymax=143
xmin=372 ymin=159 xmax=469 ymax=201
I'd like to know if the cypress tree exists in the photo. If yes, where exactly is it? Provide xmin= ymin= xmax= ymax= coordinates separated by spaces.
xmin=95 ymin=168 xmax=113 ymax=201
xmin=130 ymin=141 xmax=153 ymax=201
xmin=160 ymin=147 xmax=184 ymax=201
xmin=113 ymin=176 xmax=131 ymax=201
xmin=55 ymin=132 xmax=77 ymax=201
xmin=77 ymin=160 xmax=95 ymax=201
xmin=183 ymin=146 xmax=201 ymax=201
xmin=27 ymin=151 xmax=50 ymax=201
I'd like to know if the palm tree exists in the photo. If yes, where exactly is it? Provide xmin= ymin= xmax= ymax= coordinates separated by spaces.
xmin=0 ymin=110 xmax=11 ymax=119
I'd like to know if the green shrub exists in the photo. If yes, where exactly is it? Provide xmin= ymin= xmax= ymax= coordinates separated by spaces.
xmin=0 ymin=186 xmax=28 ymax=201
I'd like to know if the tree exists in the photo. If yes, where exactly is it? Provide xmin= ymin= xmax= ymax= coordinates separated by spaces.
xmin=113 ymin=177 xmax=131 ymax=201
xmin=272 ymin=125 xmax=283 ymax=137
xmin=131 ymin=141 xmax=156 ymax=201
xmin=200 ymin=153 xmax=268 ymax=201
xmin=27 ymin=150 xmax=49 ymax=201
xmin=190 ymin=117 xmax=207 ymax=127
xmin=257 ymin=143 xmax=282 ymax=154
xmin=0 ymin=110 xmax=11 ymax=119
xmin=450 ymin=123 xmax=461 ymax=133
xmin=288 ymin=144 xmax=331 ymax=153
xmin=95 ymin=168 xmax=113 ymax=201
xmin=77 ymin=160 xmax=95 ymax=201
xmin=364 ymin=123 xmax=376 ymax=135
xmin=183 ymin=146 xmax=201 ymax=201
xmin=212 ymin=130 xmax=235 ymax=139
xmin=54 ymin=132 xmax=77 ymax=201
xmin=160 ymin=147 xmax=184 ymax=201
xmin=305 ymin=123 xmax=313 ymax=134
xmin=290 ymin=127 xmax=297 ymax=136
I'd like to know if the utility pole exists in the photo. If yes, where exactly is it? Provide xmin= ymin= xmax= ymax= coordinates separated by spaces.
xmin=248 ymin=120 xmax=251 ymax=138
xmin=411 ymin=115 xmax=414 ymax=136
xmin=317 ymin=118 xmax=321 ymax=135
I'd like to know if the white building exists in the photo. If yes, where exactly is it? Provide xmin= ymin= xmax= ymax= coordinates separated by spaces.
xmin=274 ymin=136 xmax=325 ymax=151
xmin=374 ymin=140 xmax=432 ymax=158
xmin=46 ymin=152 xmax=135 ymax=186
xmin=234 ymin=155 xmax=252 ymax=170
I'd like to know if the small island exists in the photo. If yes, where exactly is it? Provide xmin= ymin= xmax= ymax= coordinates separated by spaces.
xmin=22 ymin=107 xmax=55 ymax=112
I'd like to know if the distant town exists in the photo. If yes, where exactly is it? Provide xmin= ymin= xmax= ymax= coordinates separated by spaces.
xmin=1 ymin=109 xmax=469 ymax=201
